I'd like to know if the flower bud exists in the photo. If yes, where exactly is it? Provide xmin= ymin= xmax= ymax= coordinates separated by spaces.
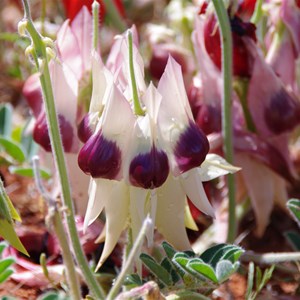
xmin=129 ymin=146 xmax=169 ymax=189
xmin=78 ymin=131 xmax=122 ymax=179
xmin=174 ymin=122 xmax=209 ymax=174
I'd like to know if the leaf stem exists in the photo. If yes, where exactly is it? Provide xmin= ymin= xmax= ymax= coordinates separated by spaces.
xmin=20 ymin=1 xmax=105 ymax=298
xmin=211 ymin=0 xmax=236 ymax=243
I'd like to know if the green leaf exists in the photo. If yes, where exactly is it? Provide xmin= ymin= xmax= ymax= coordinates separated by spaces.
xmin=0 ymin=219 xmax=29 ymax=256
xmin=37 ymin=291 xmax=70 ymax=300
xmin=255 ymin=266 xmax=262 ymax=290
xmin=161 ymin=257 xmax=180 ymax=284
xmin=9 ymin=166 xmax=51 ymax=180
xmin=140 ymin=253 xmax=173 ymax=287
xmin=0 ymin=180 xmax=28 ymax=256
xmin=0 ymin=137 xmax=26 ymax=163
xmin=0 ymin=242 xmax=8 ymax=256
xmin=187 ymin=259 xmax=218 ymax=283
xmin=258 ymin=265 xmax=274 ymax=292
xmin=0 ymin=269 xmax=14 ymax=284
xmin=287 ymin=198 xmax=300 ymax=226
xmin=200 ymin=244 xmax=243 ymax=267
xmin=123 ymin=274 xmax=143 ymax=288
xmin=215 ymin=260 xmax=240 ymax=283
xmin=0 ymin=257 xmax=15 ymax=273
xmin=162 ymin=241 xmax=177 ymax=260
xmin=284 ymin=231 xmax=300 ymax=251
xmin=221 ymin=247 xmax=244 ymax=263
xmin=0 ymin=104 xmax=13 ymax=137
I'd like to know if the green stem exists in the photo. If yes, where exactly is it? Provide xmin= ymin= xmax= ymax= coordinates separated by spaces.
xmin=107 ymin=217 xmax=152 ymax=300
xmin=92 ymin=0 xmax=100 ymax=52
xmin=102 ymin=0 xmax=126 ymax=32
xmin=128 ymin=30 xmax=144 ymax=116
xmin=21 ymin=1 xmax=105 ymax=298
xmin=211 ymin=0 xmax=236 ymax=243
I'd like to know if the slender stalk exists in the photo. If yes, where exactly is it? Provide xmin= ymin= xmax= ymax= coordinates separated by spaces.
xmin=241 ymin=251 xmax=300 ymax=264
xmin=107 ymin=217 xmax=153 ymax=300
xmin=20 ymin=1 xmax=105 ymax=298
xmin=128 ymin=30 xmax=144 ymax=116
xmin=211 ymin=0 xmax=236 ymax=243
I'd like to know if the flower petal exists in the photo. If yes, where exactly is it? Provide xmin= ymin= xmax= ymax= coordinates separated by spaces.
xmin=97 ymin=180 xmax=129 ymax=269
xmin=84 ymin=179 xmax=108 ymax=231
xmin=156 ymin=176 xmax=191 ymax=250
xmin=199 ymin=154 xmax=241 ymax=182
xmin=236 ymin=153 xmax=282 ymax=237
xmin=179 ymin=169 xmax=215 ymax=217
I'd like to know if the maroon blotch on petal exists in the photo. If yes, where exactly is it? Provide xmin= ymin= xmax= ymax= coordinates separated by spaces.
xmin=33 ymin=113 xmax=74 ymax=152
xmin=77 ymin=113 xmax=96 ymax=143
xmin=264 ymin=88 xmax=300 ymax=134
xmin=78 ymin=132 xmax=121 ymax=179
xmin=174 ymin=122 xmax=209 ymax=173
xmin=129 ymin=146 xmax=169 ymax=189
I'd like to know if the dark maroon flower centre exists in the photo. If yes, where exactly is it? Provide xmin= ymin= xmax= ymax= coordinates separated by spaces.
xmin=129 ymin=146 xmax=169 ymax=189
xmin=78 ymin=131 xmax=121 ymax=179
xmin=174 ymin=122 xmax=209 ymax=173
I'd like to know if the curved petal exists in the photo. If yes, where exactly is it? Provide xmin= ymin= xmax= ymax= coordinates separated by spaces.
xmin=179 ymin=168 xmax=215 ymax=217
xmin=236 ymin=153 xmax=277 ymax=237
xmin=84 ymin=179 xmax=109 ymax=231
xmin=97 ymin=180 xmax=129 ymax=269
xmin=156 ymin=176 xmax=191 ymax=251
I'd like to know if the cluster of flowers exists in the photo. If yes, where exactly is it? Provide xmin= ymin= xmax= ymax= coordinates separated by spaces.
xmin=23 ymin=0 xmax=300 ymax=265
xmin=23 ymin=5 xmax=238 ymax=268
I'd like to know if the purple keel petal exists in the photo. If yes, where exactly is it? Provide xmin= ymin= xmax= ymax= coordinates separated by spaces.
xmin=174 ymin=122 xmax=209 ymax=174
xmin=78 ymin=131 xmax=121 ymax=179
xmin=129 ymin=146 xmax=169 ymax=189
